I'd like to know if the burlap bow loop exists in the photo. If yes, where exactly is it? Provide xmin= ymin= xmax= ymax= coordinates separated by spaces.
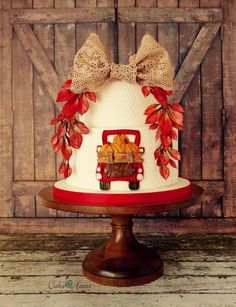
xmin=110 ymin=63 xmax=137 ymax=83
xmin=71 ymin=33 xmax=173 ymax=94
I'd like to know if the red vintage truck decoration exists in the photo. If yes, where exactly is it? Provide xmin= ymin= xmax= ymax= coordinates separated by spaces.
xmin=96 ymin=129 xmax=145 ymax=190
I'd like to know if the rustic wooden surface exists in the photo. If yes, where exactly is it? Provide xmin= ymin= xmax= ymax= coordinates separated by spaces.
xmin=201 ymin=0 xmax=222 ymax=217
xmin=0 ymin=0 xmax=235 ymax=233
xmin=0 ymin=233 xmax=235 ymax=306
xmin=0 ymin=0 xmax=13 ymax=217
xmin=222 ymin=0 xmax=236 ymax=217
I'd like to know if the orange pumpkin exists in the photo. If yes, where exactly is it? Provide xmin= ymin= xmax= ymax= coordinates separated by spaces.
xmin=113 ymin=133 xmax=130 ymax=145
xmin=120 ymin=140 xmax=139 ymax=153
xmin=100 ymin=142 xmax=122 ymax=153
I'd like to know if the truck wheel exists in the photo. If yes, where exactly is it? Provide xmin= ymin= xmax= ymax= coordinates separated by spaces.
xmin=129 ymin=181 xmax=140 ymax=190
xmin=100 ymin=181 xmax=111 ymax=190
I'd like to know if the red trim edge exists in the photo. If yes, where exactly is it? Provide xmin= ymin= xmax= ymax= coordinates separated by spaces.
xmin=53 ymin=183 xmax=192 ymax=206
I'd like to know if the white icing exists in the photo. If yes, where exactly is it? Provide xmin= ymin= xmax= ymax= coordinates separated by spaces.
xmin=60 ymin=80 xmax=180 ymax=192
xmin=67 ymin=126 xmax=178 ymax=191
xmin=82 ymin=80 xmax=154 ymax=128
xmin=55 ymin=178 xmax=190 ymax=194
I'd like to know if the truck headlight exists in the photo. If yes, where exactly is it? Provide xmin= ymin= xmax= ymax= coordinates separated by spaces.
xmin=96 ymin=173 xmax=102 ymax=180
xmin=137 ymin=174 xmax=143 ymax=180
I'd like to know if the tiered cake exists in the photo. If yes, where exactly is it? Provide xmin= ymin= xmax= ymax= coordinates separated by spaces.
xmin=51 ymin=33 xmax=191 ymax=204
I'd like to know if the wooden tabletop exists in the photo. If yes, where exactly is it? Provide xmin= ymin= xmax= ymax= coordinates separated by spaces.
xmin=39 ymin=184 xmax=204 ymax=215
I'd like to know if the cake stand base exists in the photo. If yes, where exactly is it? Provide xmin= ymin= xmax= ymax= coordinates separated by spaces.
xmin=82 ymin=215 xmax=163 ymax=287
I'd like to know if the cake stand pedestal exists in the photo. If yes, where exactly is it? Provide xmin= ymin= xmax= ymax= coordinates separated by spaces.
xmin=39 ymin=184 xmax=204 ymax=287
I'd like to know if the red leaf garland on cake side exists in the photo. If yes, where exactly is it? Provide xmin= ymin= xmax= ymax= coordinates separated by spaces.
xmin=50 ymin=79 xmax=95 ymax=178
xmin=142 ymin=86 xmax=184 ymax=180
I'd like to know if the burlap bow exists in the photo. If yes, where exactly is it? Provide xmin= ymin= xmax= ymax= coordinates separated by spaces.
xmin=71 ymin=33 xmax=173 ymax=94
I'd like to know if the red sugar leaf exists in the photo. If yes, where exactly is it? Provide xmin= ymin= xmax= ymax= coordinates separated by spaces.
xmin=85 ymin=91 xmax=96 ymax=102
xmin=170 ymin=102 xmax=184 ymax=113
xmin=154 ymin=148 xmax=161 ymax=160
xmin=160 ymin=152 xmax=169 ymax=166
xmin=61 ymin=79 xmax=72 ymax=89
xmin=56 ymin=89 xmax=76 ymax=102
xmin=61 ymin=141 xmax=72 ymax=160
xmin=145 ymin=110 xmax=158 ymax=124
xmin=149 ymin=123 xmax=158 ymax=130
xmin=168 ymin=109 xmax=184 ymax=126
xmin=150 ymin=87 xmax=168 ymax=108
xmin=68 ymin=130 xmax=83 ymax=149
xmin=76 ymin=121 xmax=89 ymax=134
xmin=170 ymin=129 xmax=178 ymax=140
xmin=50 ymin=134 xmax=58 ymax=145
xmin=156 ymin=158 xmax=161 ymax=167
xmin=62 ymin=97 xmax=79 ymax=117
xmin=57 ymin=112 xmax=64 ymax=121
xmin=68 ymin=116 xmax=76 ymax=125
xmin=63 ymin=164 xmax=72 ymax=178
xmin=160 ymin=165 xmax=170 ymax=179
xmin=142 ymin=86 xmax=151 ymax=97
xmin=58 ymin=161 xmax=67 ymax=174
xmin=169 ymin=159 xmax=177 ymax=168
xmin=168 ymin=148 xmax=181 ymax=160
xmin=57 ymin=123 xmax=66 ymax=138
xmin=161 ymin=135 xmax=172 ymax=149
xmin=161 ymin=117 xmax=173 ymax=137
xmin=50 ymin=117 xmax=58 ymax=125
xmin=155 ymin=127 xmax=161 ymax=140
xmin=144 ymin=104 xmax=158 ymax=116
xmin=53 ymin=140 xmax=61 ymax=152
xmin=78 ymin=95 xmax=89 ymax=115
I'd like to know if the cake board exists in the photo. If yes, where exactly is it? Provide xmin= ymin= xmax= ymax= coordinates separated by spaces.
xmin=39 ymin=184 xmax=204 ymax=287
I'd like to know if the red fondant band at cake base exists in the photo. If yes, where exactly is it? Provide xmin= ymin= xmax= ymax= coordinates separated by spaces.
xmin=53 ymin=183 xmax=192 ymax=206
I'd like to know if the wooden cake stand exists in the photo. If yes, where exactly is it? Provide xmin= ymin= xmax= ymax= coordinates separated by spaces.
xmin=39 ymin=184 xmax=204 ymax=287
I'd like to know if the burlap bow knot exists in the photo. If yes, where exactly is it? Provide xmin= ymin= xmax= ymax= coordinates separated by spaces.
xmin=71 ymin=33 xmax=173 ymax=94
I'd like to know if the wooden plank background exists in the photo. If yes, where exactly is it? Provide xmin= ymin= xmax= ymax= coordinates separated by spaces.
xmin=0 ymin=0 xmax=235 ymax=233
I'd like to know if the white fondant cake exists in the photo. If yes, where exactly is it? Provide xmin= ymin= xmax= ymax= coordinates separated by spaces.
xmin=55 ymin=80 xmax=188 ymax=193
xmin=52 ymin=33 xmax=192 ymax=199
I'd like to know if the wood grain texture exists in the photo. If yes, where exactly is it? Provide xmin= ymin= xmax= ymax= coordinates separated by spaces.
xmin=1 ymin=233 xmax=236 ymax=249
xmin=118 ymin=0 xmax=136 ymax=64
xmin=1 ymin=217 xmax=236 ymax=234
xmin=118 ymin=7 xmax=223 ymax=23
xmin=0 ymin=293 xmax=235 ymax=306
xmin=75 ymin=0 xmax=100 ymax=218
xmin=222 ymin=0 xmax=236 ymax=217
xmin=54 ymin=0 xmax=77 ymax=218
xmin=54 ymin=0 xmax=75 ymax=185
xmin=0 ymin=1 xmax=232 ymax=229
xmin=174 ymin=22 xmax=221 ymax=102
xmin=34 ymin=0 xmax=55 ymax=182
xmin=0 ymin=1 xmax=13 ymax=217
xmin=97 ymin=0 xmax=115 ymax=61
xmin=136 ymin=0 xmax=157 ymax=48
xmin=33 ymin=0 xmax=57 ymax=218
xmin=10 ymin=7 xmax=115 ymax=24
xmin=13 ymin=23 xmax=61 ymax=103
xmin=1 ymin=259 xmax=235 ymax=277
xmin=179 ymin=0 xmax=201 ymax=218
xmin=157 ymin=0 xmax=179 ymax=218
xmin=135 ymin=0 xmax=157 ymax=218
xmin=12 ymin=0 xmax=35 ymax=217
xmin=201 ymin=0 xmax=223 ymax=218
xmin=0 ymin=233 xmax=235 ymax=304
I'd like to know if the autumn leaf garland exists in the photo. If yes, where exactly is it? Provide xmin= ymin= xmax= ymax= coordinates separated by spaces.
xmin=142 ymin=86 xmax=184 ymax=179
xmin=50 ymin=80 xmax=96 ymax=178
xmin=50 ymin=80 xmax=184 ymax=180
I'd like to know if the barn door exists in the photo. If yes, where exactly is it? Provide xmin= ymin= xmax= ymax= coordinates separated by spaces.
xmin=1 ymin=0 xmax=235 ymax=231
